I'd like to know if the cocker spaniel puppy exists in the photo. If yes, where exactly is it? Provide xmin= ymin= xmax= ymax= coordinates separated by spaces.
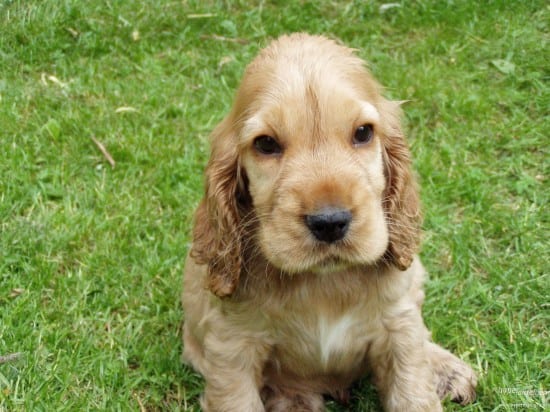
xmin=182 ymin=33 xmax=477 ymax=412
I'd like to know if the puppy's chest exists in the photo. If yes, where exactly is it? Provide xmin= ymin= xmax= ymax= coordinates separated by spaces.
xmin=271 ymin=305 xmax=376 ymax=373
xmin=316 ymin=312 xmax=369 ymax=367
xmin=248 ymin=270 xmax=383 ymax=373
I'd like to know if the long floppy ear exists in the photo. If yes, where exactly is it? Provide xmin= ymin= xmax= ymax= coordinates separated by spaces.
xmin=379 ymin=100 xmax=422 ymax=270
xmin=190 ymin=117 xmax=243 ymax=297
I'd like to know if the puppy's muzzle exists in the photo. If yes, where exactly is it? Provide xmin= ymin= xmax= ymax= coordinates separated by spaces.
xmin=305 ymin=207 xmax=352 ymax=243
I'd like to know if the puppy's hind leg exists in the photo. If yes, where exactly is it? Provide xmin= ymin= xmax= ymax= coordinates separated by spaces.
xmin=182 ymin=322 xmax=207 ymax=375
xmin=262 ymin=386 xmax=324 ymax=412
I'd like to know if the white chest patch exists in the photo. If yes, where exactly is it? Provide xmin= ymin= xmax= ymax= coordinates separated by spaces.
xmin=317 ymin=314 xmax=362 ymax=368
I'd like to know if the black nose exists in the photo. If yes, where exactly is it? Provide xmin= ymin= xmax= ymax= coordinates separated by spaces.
xmin=305 ymin=208 xmax=352 ymax=243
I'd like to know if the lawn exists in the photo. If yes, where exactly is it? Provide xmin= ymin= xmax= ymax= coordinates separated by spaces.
xmin=0 ymin=0 xmax=548 ymax=410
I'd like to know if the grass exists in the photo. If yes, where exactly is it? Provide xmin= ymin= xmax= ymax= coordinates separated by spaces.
xmin=0 ymin=0 xmax=547 ymax=410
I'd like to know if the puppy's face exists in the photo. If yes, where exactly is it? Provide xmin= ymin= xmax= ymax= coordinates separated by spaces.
xmin=236 ymin=49 xmax=389 ymax=274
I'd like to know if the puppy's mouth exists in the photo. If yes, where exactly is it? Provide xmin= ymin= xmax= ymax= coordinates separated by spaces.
xmin=270 ymin=241 xmax=360 ymax=275
xmin=310 ymin=256 xmax=352 ymax=275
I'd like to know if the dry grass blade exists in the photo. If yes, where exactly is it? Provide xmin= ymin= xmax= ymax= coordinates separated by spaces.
xmin=199 ymin=34 xmax=249 ymax=45
xmin=0 ymin=352 xmax=23 ymax=364
xmin=91 ymin=136 xmax=116 ymax=169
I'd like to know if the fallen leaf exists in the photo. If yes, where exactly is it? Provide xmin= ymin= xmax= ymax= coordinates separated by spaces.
xmin=9 ymin=288 xmax=25 ymax=298
xmin=491 ymin=59 xmax=515 ymax=75
xmin=380 ymin=3 xmax=401 ymax=12
xmin=115 ymin=106 xmax=138 ymax=113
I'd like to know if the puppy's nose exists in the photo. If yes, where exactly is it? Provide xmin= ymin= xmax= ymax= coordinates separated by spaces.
xmin=305 ymin=208 xmax=352 ymax=243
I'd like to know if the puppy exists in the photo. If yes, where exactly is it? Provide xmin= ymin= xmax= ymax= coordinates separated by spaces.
xmin=182 ymin=33 xmax=477 ymax=411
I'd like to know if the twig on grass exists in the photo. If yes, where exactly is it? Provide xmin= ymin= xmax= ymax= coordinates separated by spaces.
xmin=187 ymin=13 xmax=216 ymax=19
xmin=135 ymin=394 xmax=147 ymax=412
xmin=199 ymin=34 xmax=249 ymax=45
xmin=0 ymin=352 xmax=23 ymax=364
xmin=91 ymin=136 xmax=116 ymax=169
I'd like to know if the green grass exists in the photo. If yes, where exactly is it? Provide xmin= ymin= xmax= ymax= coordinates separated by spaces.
xmin=0 ymin=1 xmax=547 ymax=410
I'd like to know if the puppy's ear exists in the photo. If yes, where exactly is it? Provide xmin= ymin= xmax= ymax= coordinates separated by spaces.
xmin=379 ymin=100 xmax=422 ymax=270
xmin=190 ymin=117 xmax=244 ymax=297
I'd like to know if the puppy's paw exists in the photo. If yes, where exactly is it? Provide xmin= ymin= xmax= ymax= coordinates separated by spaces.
xmin=435 ymin=356 xmax=477 ymax=405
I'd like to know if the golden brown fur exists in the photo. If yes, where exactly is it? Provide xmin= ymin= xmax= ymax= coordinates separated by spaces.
xmin=182 ymin=33 xmax=477 ymax=411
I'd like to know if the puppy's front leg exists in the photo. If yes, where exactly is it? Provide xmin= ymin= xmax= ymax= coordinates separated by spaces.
xmin=201 ymin=328 xmax=270 ymax=412
xmin=369 ymin=308 xmax=442 ymax=412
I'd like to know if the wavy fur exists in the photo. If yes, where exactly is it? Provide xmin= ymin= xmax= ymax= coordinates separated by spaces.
xmin=182 ymin=33 xmax=476 ymax=411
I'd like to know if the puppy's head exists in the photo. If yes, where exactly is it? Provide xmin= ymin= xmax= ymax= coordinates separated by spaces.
xmin=191 ymin=34 xmax=421 ymax=297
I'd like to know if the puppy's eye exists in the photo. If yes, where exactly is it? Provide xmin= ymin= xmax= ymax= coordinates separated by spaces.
xmin=253 ymin=135 xmax=282 ymax=155
xmin=353 ymin=124 xmax=374 ymax=146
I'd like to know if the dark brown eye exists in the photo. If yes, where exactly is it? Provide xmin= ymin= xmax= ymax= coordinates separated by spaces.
xmin=353 ymin=124 xmax=374 ymax=146
xmin=253 ymin=135 xmax=282 ymax=155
